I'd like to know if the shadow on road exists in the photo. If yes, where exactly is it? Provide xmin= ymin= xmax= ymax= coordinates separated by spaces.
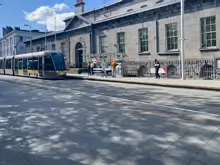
xmin=0 ymin=81 xmax=219 ymax=165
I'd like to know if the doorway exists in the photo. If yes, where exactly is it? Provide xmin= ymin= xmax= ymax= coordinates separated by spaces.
xmin=75 ymin=42 xmax=83 ymax=68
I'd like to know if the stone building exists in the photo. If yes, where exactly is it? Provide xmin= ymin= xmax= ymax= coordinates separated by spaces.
xmin=0 ymin=26 xmax=44 ymax=57
xmin=24 ymin=0 xmax=220 ymax=79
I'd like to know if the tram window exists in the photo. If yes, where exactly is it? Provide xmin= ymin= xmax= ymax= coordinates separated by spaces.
xmin=44 ymin=55 xmax=55 ymax=70
xmin=39 ymin=57 xmax=42 ymax=70
xmin=51 ymin=52 xmax=66 ymax=70
xmin=32 ymin=57 xmax=39 ymax=70
xmin=15 ymin=59 xmax=19 ymax=69
xmin=0 ymin=60 xmax=2 ymax=69
xmin=19 ymin=59 xmax=22 ymax=69
xmin=23 ymin=58 xmax=28 ymax=70
xmin=6 ymin=60 xmax=12 ymax=69
xmin=28 ymin=58 xmax=33 ymax=70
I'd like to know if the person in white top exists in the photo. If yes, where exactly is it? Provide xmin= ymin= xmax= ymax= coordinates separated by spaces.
xmin=101 ymin=61 xmax=108 ymax=77
xmin=90 ymin=62 xmax=94 ymax=76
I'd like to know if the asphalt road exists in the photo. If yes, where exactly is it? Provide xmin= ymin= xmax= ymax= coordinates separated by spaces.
xmin=0 ymin=76 xmax=220 ymax=165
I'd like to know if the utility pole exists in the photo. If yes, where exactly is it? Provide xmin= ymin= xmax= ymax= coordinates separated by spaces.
xmin=54 ymin=15 xmax=57 ymax=51
xmin=24 ymin=24 xmax=32 ymax=53
xmin=45 ymin=20 xmax=47 ymax=50
xmin=180 ymin=0 xmax=185 ymax=80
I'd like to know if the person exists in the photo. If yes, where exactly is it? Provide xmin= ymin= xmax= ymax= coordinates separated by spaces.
xmin=90 ymin=62 xmax=94 ymax=76
xmin=101 ymin=61 xmax=108 ymax=77
xmin=87 ymin=62 xmax=91 ymax=76
xmin=155 ymin=59 xmax=160 ymax=79
xmin=112 ymin=60 xmax=118 ymax=77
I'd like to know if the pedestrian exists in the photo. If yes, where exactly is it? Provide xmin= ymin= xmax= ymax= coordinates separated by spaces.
xmin=101 ymin=61 xmax=108 ymax=77
xmin=112 ymin=60 xmax=118 ymax=77
xmin=90 ymin=62 xmax=94 ymax=76
xmin=87 ymin=62 xmax=91 ymax=76
xmin=155 ymin=59 xmax=160 ymax=79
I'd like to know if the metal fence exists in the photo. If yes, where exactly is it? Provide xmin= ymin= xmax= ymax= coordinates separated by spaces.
xmin=121 ymin=58 xmax=217 ymax=80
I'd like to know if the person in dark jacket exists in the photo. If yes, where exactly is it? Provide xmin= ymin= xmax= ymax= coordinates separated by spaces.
xmin=155 ymin=59 xmax=160 ymax=79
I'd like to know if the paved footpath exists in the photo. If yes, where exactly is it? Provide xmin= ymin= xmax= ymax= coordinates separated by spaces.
xmin=67 ymin=73 xmax=220 ymax=91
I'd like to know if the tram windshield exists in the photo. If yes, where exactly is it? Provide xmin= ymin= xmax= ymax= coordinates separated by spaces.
xmin=51 ymin=52 xmax=66 ymax=71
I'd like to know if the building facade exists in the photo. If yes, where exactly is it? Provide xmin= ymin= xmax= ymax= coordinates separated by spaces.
xmin=0 ymin=27 xmax=44 ymax=57
xmin=24 ymin=0 xmax=220 ymax=79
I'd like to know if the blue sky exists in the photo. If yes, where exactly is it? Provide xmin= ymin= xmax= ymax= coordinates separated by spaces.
xmin=0 ymin=0 xmax=115 ymax=36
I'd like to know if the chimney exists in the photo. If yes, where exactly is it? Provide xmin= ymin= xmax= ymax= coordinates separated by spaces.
xmin=74 ymin=0 xmax=85 ymax=15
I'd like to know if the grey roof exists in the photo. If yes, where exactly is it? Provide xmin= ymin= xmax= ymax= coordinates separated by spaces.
xmin=94 ymin=0 xmax=180 ymax=24
xmin=0 ymin=29 xmax=45 ymax=41
xmin=63 ymin=0 xmax=123 ymax=21
xmin=24 ymin=30 xmax=64 ymax=43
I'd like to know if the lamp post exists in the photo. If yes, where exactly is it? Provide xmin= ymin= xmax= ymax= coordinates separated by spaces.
xmin=24 ymin=24 xmax=32 ymax=53
xmin=54 ymin=15 xmax=57 ymax=50
xmin=180 ymin=0 xmax=185 ymax=80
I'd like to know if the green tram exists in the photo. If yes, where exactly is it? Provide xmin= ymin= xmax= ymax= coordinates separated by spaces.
xmin=0 ymin=51 xmax=66 ymax=79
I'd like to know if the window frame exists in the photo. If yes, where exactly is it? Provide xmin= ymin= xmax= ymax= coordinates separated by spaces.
xmin=165 ymin=22 xmax=178 ymax=51
xmin=139 ymin=28 xmax=149 ymax=53
xmin=99 ymin=35 xmax=108 ymax=54
xmin=200 ymin=16 xmax=217 ymax=48
xmin=117 ymin=32 xmax=125 ymax=53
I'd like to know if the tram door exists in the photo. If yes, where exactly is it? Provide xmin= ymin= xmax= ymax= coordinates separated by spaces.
xmin=39 ymin=56 xmax=44 ymax=77
xmin=23 ymin=58 xmax=28 ymax=76
xmin=14 ymin=59 xmax=18 ymax=75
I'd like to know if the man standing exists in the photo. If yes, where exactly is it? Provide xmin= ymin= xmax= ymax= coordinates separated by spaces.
xmin=155 ymin=59 xmax=160 ymax=79
xmin=112 ymin=60 xmax=118 ymax=77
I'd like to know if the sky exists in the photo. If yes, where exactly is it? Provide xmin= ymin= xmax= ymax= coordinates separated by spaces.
xmin=0 ymin=0 xmax=115 ymax=36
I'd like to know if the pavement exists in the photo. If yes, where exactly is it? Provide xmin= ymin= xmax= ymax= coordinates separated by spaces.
xmin=0 ymin=75 xmax=220 ymax=165
xmin=67 ymin=73 xmax=220 ymax=91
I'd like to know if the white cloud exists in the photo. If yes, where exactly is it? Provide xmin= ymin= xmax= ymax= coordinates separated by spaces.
xmin=24 ymin=3 xmax=75 ymax=31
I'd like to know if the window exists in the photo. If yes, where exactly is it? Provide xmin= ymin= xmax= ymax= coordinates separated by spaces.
xmin=37 ymin=47 xmax=41 ymax=52
xmin=117 ymin=32 xmax=125 ymax=53
xmin=6 ymin=59 xmax=12 ymax=69
xmin=44 ymin=55 xmax=55 ymax=70
xmin=14 ymin=59 xmax=19 ymax=69
xmin=23 ymin=58 xmax=28 ymax=70
xmin=19 ymin=59 xmax=22 ymax=69
xmin=52 ymin=44 xmax=56 ymax=50
xmin=200 ymin=16 xmax=216 ymax=48
xmin=166 ymin=23 xmax=178 ymax=50
xmin=139 ymin=28 xmax=149 ymax=52
xmin=19 ymin=36 xmax=23 ymax=41
xmin=0 ymin=60 xmax=3 ymax=69
xmin=28 ymin=57 xmax=38 ymax=70
xmin=99 ymin=35 xmax=108 ymax=54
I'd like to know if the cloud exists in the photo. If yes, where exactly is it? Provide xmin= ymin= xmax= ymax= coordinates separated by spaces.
xmin=24 ymin=3 xmax=75 ymax=31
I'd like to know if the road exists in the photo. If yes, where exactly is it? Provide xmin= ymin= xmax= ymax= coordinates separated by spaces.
xmin=0 ymin=76 xmax=220 ymax=165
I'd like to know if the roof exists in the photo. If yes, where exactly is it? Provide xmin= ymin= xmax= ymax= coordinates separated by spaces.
xmin=95 ymin=0 xmax=180 ymax=24
xmin=0 ymin=29 xmax=45 ymax=41
xmin=24 ymin=30 xmax=64 ymax=43
xmin=25 ymin=0 xmax=180 ymax=43
xmin=63 ymin=0 xmax=123 ymax=21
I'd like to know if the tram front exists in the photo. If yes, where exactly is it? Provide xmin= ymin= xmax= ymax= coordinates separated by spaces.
xmin=51 ymin=52 xmax=66 ymax=79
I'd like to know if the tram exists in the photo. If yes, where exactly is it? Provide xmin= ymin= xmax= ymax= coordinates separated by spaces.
xmin=0 ymin=51 xmax=66 ymax=79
